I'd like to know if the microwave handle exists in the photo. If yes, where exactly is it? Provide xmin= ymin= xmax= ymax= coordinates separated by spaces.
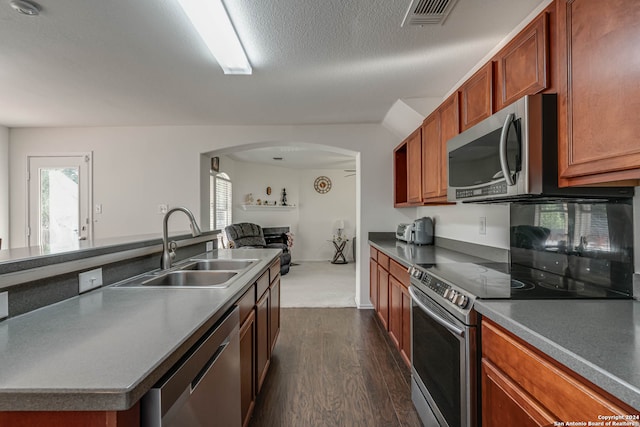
xmin=499 ymin=113 xmax=516 ymax=186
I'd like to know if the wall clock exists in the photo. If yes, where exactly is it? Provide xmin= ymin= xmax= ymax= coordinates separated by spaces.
xmin=313 ymin=176 xmax=332 ymax=194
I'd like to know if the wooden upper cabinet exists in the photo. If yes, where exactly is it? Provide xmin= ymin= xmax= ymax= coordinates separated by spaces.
xmin=406 ymin=128 xmax=423 ymax=203
xmin=459 ymin=63 xmax=493 ymax=131
xmin=495 ymin=12 xmax=549 ymax=111
xmin=557 ymin=0 xmax=640 ymax=186
xmin=393 ymin=142 xmax=409 ymax=206
xmin=421 ymin=112 xmax=441 ymax=200
xmin=439 ymin=93 xmax=459 ymax=197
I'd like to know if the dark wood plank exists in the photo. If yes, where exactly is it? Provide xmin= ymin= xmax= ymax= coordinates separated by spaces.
xmin=249 ymin=308 xmax=422 ymax=427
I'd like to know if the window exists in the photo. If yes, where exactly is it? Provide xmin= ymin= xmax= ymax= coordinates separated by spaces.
xmin=211 ymin=172 xmax=232 ymax=230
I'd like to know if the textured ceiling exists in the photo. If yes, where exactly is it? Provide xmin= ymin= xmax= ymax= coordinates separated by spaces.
xmin=227 ymin=146 xmax=356 ymax=170
xmin=0 ymin=0 xmax=545 ymax=127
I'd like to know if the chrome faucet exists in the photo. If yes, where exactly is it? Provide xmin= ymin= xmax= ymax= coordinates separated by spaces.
xmin=161 ymin=207 xmax=202 ymax=270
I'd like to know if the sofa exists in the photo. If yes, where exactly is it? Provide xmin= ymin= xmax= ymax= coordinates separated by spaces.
xmin=224 ymin=223 xmax=291 ymax=275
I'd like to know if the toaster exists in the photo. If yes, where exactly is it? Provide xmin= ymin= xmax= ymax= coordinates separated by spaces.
xmin=396 ymin=223 xmax=414 ymax=243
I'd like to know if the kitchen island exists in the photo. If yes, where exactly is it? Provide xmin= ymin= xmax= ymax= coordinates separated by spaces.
xmin=0 ymin=245 xmax=280 ymax=421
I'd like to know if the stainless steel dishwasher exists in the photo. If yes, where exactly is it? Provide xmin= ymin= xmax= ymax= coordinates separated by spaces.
xmin=141 ymin=306 xmax=241 ymax=427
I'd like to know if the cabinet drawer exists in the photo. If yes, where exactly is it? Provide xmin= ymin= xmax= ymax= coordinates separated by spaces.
xmin=377 ymin=252 xmax=390 ymax=271
xmin=370 ymin=246 xmax=378 ymax=260
xmin=482 ymin=320 xmax=635 ymax=421
xmin=256 ymin=271 xmax=270 ymax=298
xmin=237 ymin=284 xmax=256 ymax=324
xmin=269 ymin=259 xmax=280 ymax=284
xmin=389 ymin=259 xmax=409 ymax=284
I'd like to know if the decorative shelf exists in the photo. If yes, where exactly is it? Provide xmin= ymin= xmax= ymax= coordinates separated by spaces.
xmin=240 ymin=204 xmax=297 ymax=211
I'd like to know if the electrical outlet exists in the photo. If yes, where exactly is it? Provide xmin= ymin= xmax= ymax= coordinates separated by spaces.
xmin=95 ymin=203 xmax=103 ymax=214
xmin=479 ymin=217 xmax=487 ymax=235
xmin=158 ymin=204 xmax=168 ymax=214
xmin=79 ymin=268 xmax=103 ymax=294
xmin=0 ymin=292 xmax=7 ymax=320
xmin=206 ymin=241 xmax=214 ymax=251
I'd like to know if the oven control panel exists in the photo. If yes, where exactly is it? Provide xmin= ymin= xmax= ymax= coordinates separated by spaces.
xmin=409 ymin=266 xmax=470 ymax=309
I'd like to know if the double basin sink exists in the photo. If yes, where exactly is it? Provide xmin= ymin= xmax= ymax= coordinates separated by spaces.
xmin=115 ymin=259 xmax=258 ymax=289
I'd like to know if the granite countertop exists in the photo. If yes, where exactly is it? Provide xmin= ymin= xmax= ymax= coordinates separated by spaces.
xmin=475 ymin=300 xmax=640 ymax=410
xmin=0 ymin=248 xmax=280 ymax=411
xmin=369 ymin=234 xmax=640 ymax=411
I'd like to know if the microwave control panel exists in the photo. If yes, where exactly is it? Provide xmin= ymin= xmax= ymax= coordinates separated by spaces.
xmin=456 ymin=182 xmax=508 ymax=200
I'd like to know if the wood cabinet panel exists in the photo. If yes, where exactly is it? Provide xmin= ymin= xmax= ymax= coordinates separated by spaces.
xmin=0 ymin=404 xmax=140 ymax=427
xmin=388 ymin=276 xmax=403 ymax=349
xmin=369 ymin=257 xmax=378 ymax=310
xmin=407 ymin=128 xmax=423 ymax=203
xmin=389 ymin=259 xmax=409 ymax=283
xmin=400 ymin=287 xmax=411 ymax=367
xmin=240 ymin=309 xmax=256 ymax=427
xmin=482 ymin=320 xmax=636 ymax=421
xmin=377 ymin=266 xmax=389 ymax=330
xmin=557 ymin=0 xmax=640 ymax=185
xmin=370 ymin=246 xmax=378 ymax=260
xmin=459 ymin=63 xmax=493 ymax=131
xmin=439 ymin=93 xmax=459 ymax=197
xmin=495 ymin=12 xmax=549 ymax=111
xmin=269 ymin=259 xmax=280 ymax=284
xmin=255 ymin=290 xmax=270 ymax=393
xmin=421 ymin=112 xmax=441 ymax=200
xmin=377 ymin=252 xmax=390 ymax=271
xmin=237 ymin=284 xmax=256 ymax=325
xmin=482 ymin=359 xmax=556 ymax=426
xmin=269 ymin=276 xmax=280 ymax=353
xmin=256 ymin=270 xmax=270 ymax=300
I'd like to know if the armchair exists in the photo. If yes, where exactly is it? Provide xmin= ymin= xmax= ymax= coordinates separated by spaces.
xmin=224 ymin=223 xmax=291 ymax=275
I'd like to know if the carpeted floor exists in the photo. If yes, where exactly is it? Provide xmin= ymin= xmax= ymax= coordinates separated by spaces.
xmin=280 ymin=261 xmax=356 ymax=307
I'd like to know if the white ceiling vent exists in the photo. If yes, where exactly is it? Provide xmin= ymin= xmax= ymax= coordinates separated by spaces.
xmin=401 ymin=0 xmax=459 ymax=26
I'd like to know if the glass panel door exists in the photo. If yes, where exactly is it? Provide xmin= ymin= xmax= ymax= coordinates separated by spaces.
xmin=28 ymin=155 xmax=91 ymax=250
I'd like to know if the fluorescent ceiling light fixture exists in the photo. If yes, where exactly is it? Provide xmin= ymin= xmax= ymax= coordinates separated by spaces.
xmin=176 ymin=0 xmax=252 ymax=75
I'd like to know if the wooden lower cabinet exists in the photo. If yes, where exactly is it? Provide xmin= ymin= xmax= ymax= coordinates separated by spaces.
xmin=239 ymin=309 xmax=256 ymax=427
xmin=0 ymin=404 xmax=140 ymax=427
xmin=388 ymin=276 xmax=403 ymax=349
xmin=376 ymin=265 xmax=389 ymax=330
xmin=481 ymin=319 xmax=637 ymax=425
xmin=369 ymin=256 xmax=378 ymax=311
xmin=255 ymin=289 xmax=270 ymax=393
xmin=269 ymin=274 xmax=280 ymax=353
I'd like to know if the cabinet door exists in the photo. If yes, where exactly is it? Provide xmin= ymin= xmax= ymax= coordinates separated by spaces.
xmin=557 ymin=0 xmax=640 ymax=185
xmin=369 ymin=257 xmax=378 ymax=310
xmin=400 ymin=285 xmax=411 ymax=367
xmin=421 ymin=113 xmax=441 ymax=200
xmin=495 ymin=12 xmax=549 ymax=111
xmin=482 ymin=359 xmax=556 ymax=426
xmin=393 ymin=142 xmax=409 ymax=206
xmin=240 ymin=310 xmax=256 ymax=427
xmin=377 ymin=266 xmax=389 ymax=330
xmin=459 ymin=63 xmax=493 ymax=131
xmin=255 ymin=290 xmax=270 ymax=393
xmin=407 ymin=128 xmax=423 ymax=203
xmin=388 ymin=276 xmax=403 ymax=349
xmin=269 ymin=276 xmax=280 ymax=353
xmin=439 ymin=93 xmax=459 ymax=197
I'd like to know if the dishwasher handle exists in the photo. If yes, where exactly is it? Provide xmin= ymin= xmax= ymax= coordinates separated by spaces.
xmin=190 ymin=337 xmax=230 ymax=392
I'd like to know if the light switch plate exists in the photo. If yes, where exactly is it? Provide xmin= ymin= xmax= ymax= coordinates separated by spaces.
xmin=206 ymin=241 xmax=214 ymax=251
xmin=0 ymin=292 xmax=8 ymax=320
xmin=479 ymin=217 xmax=487 ymax=235
xmin=79 ymin=268 xmax=103 ymax=294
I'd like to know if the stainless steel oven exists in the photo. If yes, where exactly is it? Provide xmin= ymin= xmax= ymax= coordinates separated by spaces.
xmin=409 ymin=267 xmax=478 ymax=427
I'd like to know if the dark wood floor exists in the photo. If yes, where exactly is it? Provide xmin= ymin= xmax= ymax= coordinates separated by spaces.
xmin=249 ymin=308 xmax=423 ymax=427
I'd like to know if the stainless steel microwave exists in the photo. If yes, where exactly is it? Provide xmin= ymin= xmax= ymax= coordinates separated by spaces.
xmin=446 ymin=94 xmax=633 ymax=203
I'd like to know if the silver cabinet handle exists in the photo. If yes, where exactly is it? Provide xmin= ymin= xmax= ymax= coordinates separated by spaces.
xmin=499 ymin=113 xmax=516 ymax=186
xmin=409 ymin=287 xmax=465 ymax=338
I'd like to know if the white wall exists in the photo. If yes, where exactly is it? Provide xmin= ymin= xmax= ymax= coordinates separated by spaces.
xmin=0 ymin=126 xmax=8 ymax=249
xmin=9 ymin=123 xmax=410 ymax=307
xmin=416 ymin=203 xmax=510 ymax=249
xmin=218 ymin=157 xmax=356 ymax=262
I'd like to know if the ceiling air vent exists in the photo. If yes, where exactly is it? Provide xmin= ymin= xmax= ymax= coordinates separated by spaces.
xmin=401 ymin=0 xmax=459 ymax=26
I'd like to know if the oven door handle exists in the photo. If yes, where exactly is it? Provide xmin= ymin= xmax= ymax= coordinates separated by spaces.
xmin=409 ymin=287 xmax=465 ymax=338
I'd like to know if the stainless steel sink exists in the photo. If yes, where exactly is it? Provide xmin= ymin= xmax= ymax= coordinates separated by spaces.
xmin=180 ymin=259 xmax=257 ymax=271
xmin=141 ymin=271 xmax=238 ymax=287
